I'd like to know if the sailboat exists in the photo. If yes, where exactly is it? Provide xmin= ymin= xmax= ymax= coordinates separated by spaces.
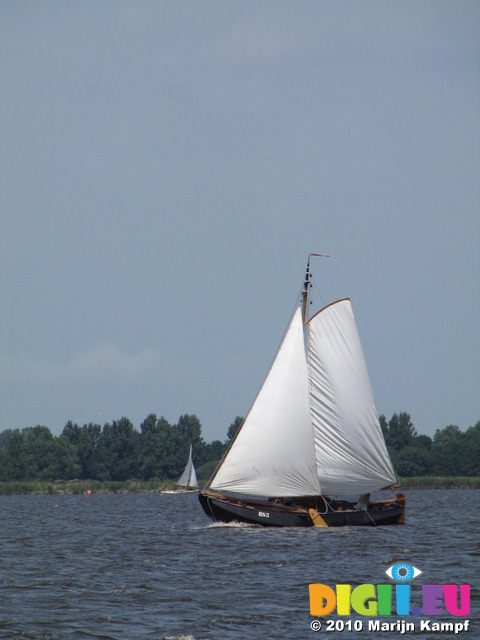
xmin=199 ymin=255 xmax=406 ymax=527
xmin=163 ymin=445 xmax=198 ymax=494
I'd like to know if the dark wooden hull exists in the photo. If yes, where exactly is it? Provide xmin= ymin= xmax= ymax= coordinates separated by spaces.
xmin=199 ymin=491 xmax=406 ymax=528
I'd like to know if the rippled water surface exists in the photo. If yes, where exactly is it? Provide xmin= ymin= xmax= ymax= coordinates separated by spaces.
xmin=0 ymin=490 xmax=478 ymax=639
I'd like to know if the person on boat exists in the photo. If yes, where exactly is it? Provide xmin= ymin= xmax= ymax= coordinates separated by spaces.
xmin=356 ymin=493 xmax=370 ymax=511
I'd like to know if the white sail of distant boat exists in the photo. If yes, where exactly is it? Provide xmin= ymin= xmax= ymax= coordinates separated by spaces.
xmin=199 ymin=254 xmax=405 ymax=527
xmin=162 ymin=444 xmax=198 ymax=494
xmin=177 ymin=445 xmax=198 ymax=489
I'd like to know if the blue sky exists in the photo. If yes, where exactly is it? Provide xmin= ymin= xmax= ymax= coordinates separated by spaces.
xmin=1 ymin=1 xmax=479 ymax=443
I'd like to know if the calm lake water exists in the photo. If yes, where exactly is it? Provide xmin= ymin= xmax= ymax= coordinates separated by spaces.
xmin=0 ymin=490 xmax=477 ymax=639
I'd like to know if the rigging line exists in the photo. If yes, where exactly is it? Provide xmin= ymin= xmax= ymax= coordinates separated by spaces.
xmin=365 ymin=509 xmax=378 ymax=527
xmin=315 ymin=495 xmax=329 ymax=514
xmin=306 ymin=253 xmax=335 ymax=313
xmin=309 ymin=275 xmax=329 ymax=310
xmin=206 ymin=496 xmax=215 ymax=518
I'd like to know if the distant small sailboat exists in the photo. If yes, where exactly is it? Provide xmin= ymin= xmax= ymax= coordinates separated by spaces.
xmin=162 ymin=445 xmax=198 ymax=494
xmin=199 ymin=254 xmax=406 ymax=527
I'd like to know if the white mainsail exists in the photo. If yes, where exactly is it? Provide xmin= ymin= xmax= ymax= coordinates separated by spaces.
xmin=177 ymin=445 xmax=198 ymax=488
xmin=210 ymin=308 xmax=321 ymax=497
xmin=308 ymin=299 xmax=397 ymax=495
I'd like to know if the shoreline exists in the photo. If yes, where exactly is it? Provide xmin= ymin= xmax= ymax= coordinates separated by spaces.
xmin=398 ymin=476 xmax=480 ymax=489
xmin=0 ymin=476 xmax=479 ymax=495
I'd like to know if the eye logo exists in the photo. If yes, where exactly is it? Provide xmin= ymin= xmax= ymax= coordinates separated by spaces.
xmin=386 ymin=563 xmax=422 ymax=582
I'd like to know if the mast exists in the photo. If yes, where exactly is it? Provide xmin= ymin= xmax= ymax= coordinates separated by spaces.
xmin=301 ymin=255 xmax=311 ymax=324
xmin=302 ymin=253 xmax=329 ymax=323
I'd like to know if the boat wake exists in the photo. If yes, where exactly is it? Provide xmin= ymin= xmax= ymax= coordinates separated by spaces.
xmin=205 ymin=521 xmax=260 ymax=530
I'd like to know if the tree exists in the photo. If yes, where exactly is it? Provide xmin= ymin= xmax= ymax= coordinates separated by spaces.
xmin=392 ymin=446 xmax=431 ymax=476
xmin=3 ymin=426 xmax=57 ymax=480
xmin=100 ymin=418 xmax=140 ymax=481
xmin=160 ymin=419 xmax=185 ymax=478
xmin=204 ymin=439 xmax=225 ymax=461
xmin=0 ymin=428 xmax=19 ymax=449
xmin=25 ymin=426 xmax=57 ymax=480
xmin=463 ymin=421 xmax=480 ymax=475
xmin=380 ymin=413 xmax=433 ymax=477
xmin=430 ymin=425 xmax=466 ymax=475
xmin=49 ymin=436 xmax=82 ymax=480
xmin=385 ymin=412 xmax=417 ymax=452
xmin=138 ymin=415 xmax=191 ymax=480
xmin=62 ymin=421 xmax=104 ymax=479
xmin=412 ymin=434 xmax=433 ymax=451
xmin=226 ymin=416 xmax=243 ymax=443
xmin=0 ymin=447 xmax=7 ymax=481
xmin=139 ymin=415 xmax=171 ymax=480
xmin=2 ymin=430 xmax=31 ymax=480
xmin=379 ymin=415 xmax=389 ymax=443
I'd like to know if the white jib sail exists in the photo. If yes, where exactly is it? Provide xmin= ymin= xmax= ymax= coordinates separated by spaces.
xmin=210 ymin=307 xmax=321 ymax=497
xmin=308 ymin=299 xmax=397 ymax=495
xmin=177 ymin=445 xmax=198 ymax=488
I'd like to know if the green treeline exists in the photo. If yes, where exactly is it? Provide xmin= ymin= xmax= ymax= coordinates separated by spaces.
xmin=0 ymin=412 xmax=478 ymax=483
xmin=0 ymin=414 xmax=241 ymax=483
xmin=380 ymin=412 xmax=480 ymax=477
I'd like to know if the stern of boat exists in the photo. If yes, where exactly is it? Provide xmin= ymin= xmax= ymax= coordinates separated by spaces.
xmin=395 ymin=492 xmax=407 ymax=524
